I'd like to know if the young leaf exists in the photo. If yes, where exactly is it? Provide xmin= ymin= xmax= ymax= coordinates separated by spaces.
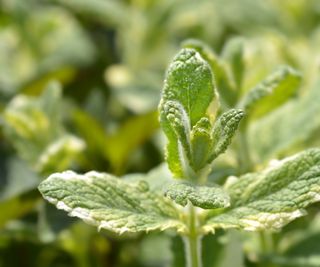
xmin=190 ymin=117 xmax=213 ymax=171
xmin=159 ymin=48 xmax=215 ymax=177
xmin=182 ymin=39 xmax=237 ymax=107
xmin=202 ymin=149 xmax=320 ymax=233
xmin=164 ymin=182 xmax=230 ymax=209
xmin=238 ymin=66 xmax=301 ymax=119
xmin=162 ymin=100 xmax=192 ymax=161
xmin=38 ymin=171 xmax=187 ymax=234
xmin=209 ymin=109 xmax=244 ymax=161
xmin=160 ymin=48 xmax=215 ymax=127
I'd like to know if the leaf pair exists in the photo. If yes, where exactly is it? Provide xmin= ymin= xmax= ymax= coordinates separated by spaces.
xmin=159 ymin=48 xmax=244 ymax=179
xmin=38 ymin=148 xmax=320 ymax=234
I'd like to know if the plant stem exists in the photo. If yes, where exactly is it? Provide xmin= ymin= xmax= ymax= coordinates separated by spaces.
xmin=184 ymin=205 xmax=202 ymax=267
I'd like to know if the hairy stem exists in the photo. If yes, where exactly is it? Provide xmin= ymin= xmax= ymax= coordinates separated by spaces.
xmin=184 ymin=205 xmax=202 ymax=267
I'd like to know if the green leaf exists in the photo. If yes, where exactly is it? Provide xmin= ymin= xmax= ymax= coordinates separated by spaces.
xmin=35 ymin=135 xmax=85 ymax=175
xmin=222 ymin=37 xmax=245 ymax=90
xmin=209 ymin=109 xmax=244 ymax=161
xmin=202 ymin=149 xmax=320 ymax=233
xmin=190 ymin=117 xmax=213 ymax=171
xmin=0 ymin=158 xmax=40 ymax=228
xmin=38 ymin=171 xmax=187 ymax=234
xmin=160 ymin=48 xmax=215 ymax=127
xmin=2 ymin=82 xmax=84 ymax=173
xmin=159 ymin=48 xmax=216 ymax=177
xmin=55 ymin=0 xmax=129 ymax=27
xmin=182 ymin=39 xmax=237 ymax=107
xmin=162 ymin=100 xmax=191 ymax=161
xmin=239 ymin=66 xmax=301 ymax=119
xmin=248 ymin=81 xmax=320 ymax=162
xmin=0 ymin=6 xmax=95 ymax=95
xmin=164 ymin=182 xmax=230 ymax=209
xmin=103 ymin=110 xmax=159 ymax=174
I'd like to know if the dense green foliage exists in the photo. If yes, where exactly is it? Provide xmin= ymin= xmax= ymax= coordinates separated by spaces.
xmin=1 ymin=1 xmax=320 ymax=267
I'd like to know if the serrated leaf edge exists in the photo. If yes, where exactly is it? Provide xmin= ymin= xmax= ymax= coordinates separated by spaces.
xmin=39 ymin=171 xmax=187 ymax=234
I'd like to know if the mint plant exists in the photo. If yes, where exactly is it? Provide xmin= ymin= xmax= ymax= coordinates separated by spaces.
xmin=38 ymin=47 xmax=320 ymax=267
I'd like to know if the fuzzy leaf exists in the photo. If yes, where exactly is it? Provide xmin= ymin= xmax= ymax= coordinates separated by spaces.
xmin=183 ymin=39 xmax=237 ymax=107
xmin=248 ymin=81 xmax=320 ymax=162
xmin=209 ymin=109 xmax=244 ymax=161
xmin=38 ymin=171 xmax=186 ymax=234
xmin=203 ymin=149 xmax=320 ymax=233
xmin=162 ymin=100 xmax=192 ymax=161
xmin=160 ymin=48 xmax=215 ymax=127
xmin=239 ymin=66 xmax=301 ymax=119
xmin=190 ymin=117 xmax=213 ymax=171
xmin=159 ymin=48 xmax=215 ymax=177
xmin=165 ymin=182 xmax=230 ymax=209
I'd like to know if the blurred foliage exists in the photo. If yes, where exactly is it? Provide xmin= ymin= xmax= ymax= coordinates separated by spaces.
xmin=0 ymin=0 xmax=320 ymax=266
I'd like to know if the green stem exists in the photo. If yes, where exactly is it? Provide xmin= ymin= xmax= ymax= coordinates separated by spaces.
xmin=184 ymin=205 xmax=202 ymax=267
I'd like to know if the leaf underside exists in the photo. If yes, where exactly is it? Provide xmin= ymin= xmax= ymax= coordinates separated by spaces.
xmin=203 ymin=149 xmax=320 ymax=233
xmin=38 ymin=171 xmax=187 ymax=234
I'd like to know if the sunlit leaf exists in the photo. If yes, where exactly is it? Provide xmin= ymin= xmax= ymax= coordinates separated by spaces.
xmin=203 ymin=149 xmax=320 ymax=232
xmin=39 ymin=171 xmax=187 ymax=234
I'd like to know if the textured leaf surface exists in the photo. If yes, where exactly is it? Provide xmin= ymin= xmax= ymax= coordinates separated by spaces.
xmin=239 ymin=66 xmax=301 ymax=119
xmin=162 ymin=100 xmax=191 ymax=161
xmin=160 ymin=48 xmax=215 ymax=126
xmin=209 ymin=109 xmax=244 ymax=161
xmin=248 ymin=81 xmax=320 ymax=162
xmin=39 ymin=171 xmax=186 ymax=234
xmin=183 ymin=39 xmax=237 ymax=107
xmin=159 ymin=48 xmax=215 ymax=177
xmin=203 ymin=149 xmax=320 ymax=232
xmin=165 ymin=182 xmax=230 ymax=209
xmin=190 ymin=117 xmax=213 ymax=171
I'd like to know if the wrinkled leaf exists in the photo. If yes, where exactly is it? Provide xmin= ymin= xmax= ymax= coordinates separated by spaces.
xmin=182 ymin=39 xmax=237 ymax=107
xmin=190 ymin=117 xmax=213 ymax=171
xmin=239 ymin=66 xmax=301 ymax=119
xmin=209 ymin=109 xmax=244 ymax=161
xmin=249 ymin=81 xmax=320 ymax=162
xmin=159 ymin=48 xmax=216 ymax=177
xmin=39 ymin=171 xmax=187 ymax=234
xmin=162 ymin=100 xmax=191 ymax=161
xmin=165 ymin=182 xmax=230 ymax=209
xmin=160 ymin=48 xmax=215 ymax=127
xmin=203 ymin=149 xmax=320 ymax=233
